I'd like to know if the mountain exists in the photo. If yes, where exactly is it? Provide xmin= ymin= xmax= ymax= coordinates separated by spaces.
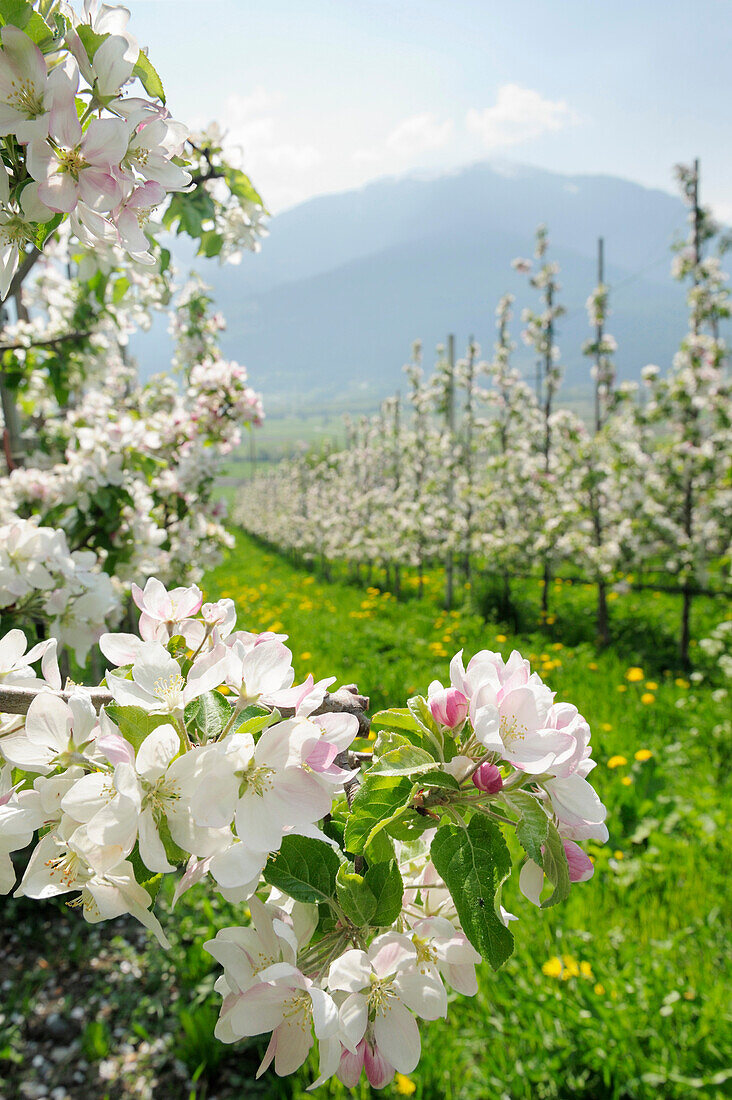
xmin=132 ymin=161 xmax=704 ymax=409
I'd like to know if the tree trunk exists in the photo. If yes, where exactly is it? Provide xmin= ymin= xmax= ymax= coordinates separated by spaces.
xmin=596 ymin=579 xmax=610 ymax=648
xmin=680 ymin=583 xmax=692 ymax=669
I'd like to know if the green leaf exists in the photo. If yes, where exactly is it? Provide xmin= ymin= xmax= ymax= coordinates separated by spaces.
xmin=367 ymin=744 xmax=436 ymax=777
xmin=336 ymin=863 xmax=377 ymax=926
xmin=407 ymin=695 xmax=443 ymax=740
xmin=225 ymin=166 xmax=263 ymax=207
xmin=24 ymin=10 xmax=57 ymax=47
xmin=510 ymin=790 xmax=550 ymax=866
xmin=430 ymin=815 xmax=514 ymax=971
xmin=0 ymin=1 xmax=31 ymax=29
xmin=263 ymin=835 xmax=339 ymax=904
xmin=385 ymin=810 xmax=436 ymax=842
xmin=540 ymin=821 xmax=571 ymax=909
xmin=102 ymin=703 xmax=175 ymax=755
xmin=132 ymin=48 xmax=165 ymax=103
xmin=112 ymin=276 xmax=130 ymax=306
xmin=158 ymin=816 xmax=188 ymax=866
xmin=344 ymin=774 xmax=413 ymax=859
xmin=364 ymin=859 xmax=403 ymax=926
xmin=416 ymin=769 xmax=460 ymax=790
xmin=35 ymin=212 xmax=64 ymax=250
xmin=184 ymin=691 xmax=232 ymax=742
xmin=370 ymin=708 xmax=422 ymax=733
xmin=197 ymin=230 xmax=224 ymax=258
xmin=234 ymin=705 xmax=276 ymax=736
xmin=76 ymin=24 xmax=109 ymax=63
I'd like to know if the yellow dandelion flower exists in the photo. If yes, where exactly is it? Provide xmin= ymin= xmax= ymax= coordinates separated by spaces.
xmin=300 ymin=652 xmax=312 ymax=661
xmin=601 ymin=722 xmax=613 ymax=732
xmin=621 ymin=776 xmax=633 ymax=786
xmin=588 ymin=662 xmax=598 ymax=671
xmin=675 ymin=678 xmax=690 ymax=689
xmin=594 ymin=982 xmax=606 ymax=995
xmin=613 ymin=850 xmax=624 ymax=860
xmin=626 ymin=667 xmax=644 ymax=682
xmin=645 ymin=681 xmax=658 ymax=691
xmin=635 ymin=749 xmax=653 ymax=762
xmin=552 ymin=642 xmax=563 ymax=651
xmin=616 ymin=684 xmax=627 ymax=693
xmin=561 ymin=955 xmax=580 ymax=980
xmin=395 ymin=1074 xmax=417 ymax=1096
xmin=496 ymin=634 xmax=507 ymax=643
xmin=641 ymin=693 xmax=655 ymax=705
xmin=542 ymin=956 xmax=563 ymax=978
xmin=607 ymin=755 xmax=627 ymax=768
xmin=580 ymin=961 xmax=593 ymax=979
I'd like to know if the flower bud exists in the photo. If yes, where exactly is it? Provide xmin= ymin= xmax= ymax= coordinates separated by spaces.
xmin=563 ymin=840 xmax=594 ymax=883
xmin=472 ymin=761 xmax=503 ymax=793
xmin=429 ymin=686 xmax=468 ymax=729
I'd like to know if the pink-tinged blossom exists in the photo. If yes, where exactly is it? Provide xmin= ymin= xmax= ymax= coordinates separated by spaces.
xmin=338 ymin=1040 xmax=395 ymax=1089
xmin=0 ymin=26 xmax=52 ymax=142
xmin=327 ymin=932 xmax=447 ymax=1075
xmin=213 ymin=962 xmax=339 ymax=1081
xmin=472 ymin=760 xmax=503 ymax=793
xmin=27 ymin=100 xmax=127 ymax=213
xmin=427 ymin=681 xmax=469 ymax=729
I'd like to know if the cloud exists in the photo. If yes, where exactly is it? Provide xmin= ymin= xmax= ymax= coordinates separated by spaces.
xmin=352 ymin=112 xmax=452 ymax=176
xmin=206 ymin=88 xmax=321 ymax=209
xmin=466 ymin=84 xmax=579 ymax=149
xmin=385 ymin=112 xmax=453 ymax=156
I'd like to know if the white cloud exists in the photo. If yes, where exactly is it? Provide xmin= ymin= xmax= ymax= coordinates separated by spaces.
xmin=351 ymin=112 xmax=452 ymax=178
xmin=207 ymin=88 xmax=322 ymax=210
xmin=385 ymin=112 xmax=453 ymax=156
xmin=466 ymin=84 xmax=578 ymax=149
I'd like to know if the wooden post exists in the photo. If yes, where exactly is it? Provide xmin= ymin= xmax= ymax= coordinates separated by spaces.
xmin=594 ymin=237 xmax=605 ymax=433
xmin=445 ymin=334 xmax=456 ymax=610
xmin=680 ymin=158 xmax=701 ymax=667
xmin=462 ymin=338 xmax=476 ymax=587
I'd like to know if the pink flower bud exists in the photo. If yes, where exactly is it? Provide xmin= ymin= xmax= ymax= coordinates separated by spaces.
xmin=429 ymin=686 xmax=469 ymax=729
xmin=563 ymin=840 xmax=594 ymax=883
xmin=472 ymin=761 xmax=503 ymax=793
xmin=364 ymin=1041 xmax=395 ymax=1089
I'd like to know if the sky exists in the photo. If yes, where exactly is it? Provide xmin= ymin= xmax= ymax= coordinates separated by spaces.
xmin=125 ymin=0 xmax=732 ymax=218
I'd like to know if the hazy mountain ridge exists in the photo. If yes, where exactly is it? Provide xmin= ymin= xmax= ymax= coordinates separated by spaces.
xmin=133 ymin=161 xmax=705 ymax=406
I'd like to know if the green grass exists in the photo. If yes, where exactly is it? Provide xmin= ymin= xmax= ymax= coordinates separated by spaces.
xmin=1 ymin=528 xmax=729 ymax=1099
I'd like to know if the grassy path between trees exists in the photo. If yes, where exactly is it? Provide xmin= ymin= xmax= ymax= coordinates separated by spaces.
xmin=201 ymin=529 xmax=731 ymax=1099
xmin=1 ymin=529 xmax=729 ymax=1100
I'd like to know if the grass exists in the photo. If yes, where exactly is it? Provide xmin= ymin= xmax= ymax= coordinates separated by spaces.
xmin=1 ymin=528 xmax=729 ymax=1099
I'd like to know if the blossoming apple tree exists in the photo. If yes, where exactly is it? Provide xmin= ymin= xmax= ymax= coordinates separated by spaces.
xmin=0 ymin=579 xmax=607 ymax=1090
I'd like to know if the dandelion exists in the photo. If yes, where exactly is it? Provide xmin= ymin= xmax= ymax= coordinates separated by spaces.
xmin=613 ymin=850 xmax=624 ymax=860
xmin=300 ymin=652 xmax=312 ymax=661
xmin=675 ymin=678 xmax=690 ymax=689
xmin=594 ymin=983 xmax=606 ymax=995
xmin=601 ymin=722 xmax=613 ymax=732
xmin=645 ymin=681 xmax=658 ymax=691
xmin=641 ymin=693 xmax=655 ymax=705
xmin=621 ymin=776 xmax=633 ymax=786
xmin=626 ymin=667 xmax=644 ymax=682
xmin=580 ymin=961 xmax=593 ymax=978
xmin=607 ymin=755 xmax=627 ymax=768
xmin=542 ymin=956 xmax=563 ymax=978
xmin=496 ymin=634 xmax=507 ymax=643
xmin=616 ymin=685 xmax=627 ymax=693
xmin=395 ymin=1074 xmax=417 ymax=1096
xmin=588 ymin=662 xmax=598 ymax=671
